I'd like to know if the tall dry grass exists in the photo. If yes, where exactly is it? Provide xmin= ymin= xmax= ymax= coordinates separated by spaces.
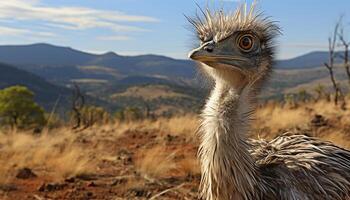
xmin=115 ymin=114 xmax=199 ymax=140
xmin=132 ymin=99 xmax=350 ymax=179
xmin=0 ymin=128 xmax=96 ymax=184
xmin=1 ymin=98 xmax=350 ymax=187
xmin=254 ymin=99 xmax=350 ymax=148
xmin=135 ymin=145 xmax=177 ymax=179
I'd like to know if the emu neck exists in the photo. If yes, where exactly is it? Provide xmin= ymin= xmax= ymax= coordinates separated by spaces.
xmin=199 ymin=80 xmax=259 ymax=200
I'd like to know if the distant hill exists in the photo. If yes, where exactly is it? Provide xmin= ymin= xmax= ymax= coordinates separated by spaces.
xmin=0 ymin=43 xmax=349 ymax=116
xmin=0 ymin=43 xmax=95 ymax=66
xmin=0 ymin=43 xmax=196 ymax=84
xmin=275 ymin=51 xmax=349 ymax=69
xmin=0 ymin=63 xmax=113 ymax=115
xmin=0 ymin=44 xmax=334 ymax=74
xmin=0 ymin=43 xmax=346 ymax=83
xmin=0 ymin=43 xmax=344 ymax=86
xmin=0 ymin=63 xmax=72 ymax=111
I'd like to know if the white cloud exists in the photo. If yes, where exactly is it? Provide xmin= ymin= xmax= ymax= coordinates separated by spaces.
xmin=0 ymin=25 xmax=56 ymax=38
xmin=0 ymin=26 xmax=28 ymax=36
xmin=97 ymin=35 xmax=132 ymax=41
xmin=0 ymin=0 xmax=158 ymax=33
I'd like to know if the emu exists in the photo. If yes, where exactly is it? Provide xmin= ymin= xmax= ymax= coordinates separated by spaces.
xmin=187 ymin=4 xmax=350 ymax=200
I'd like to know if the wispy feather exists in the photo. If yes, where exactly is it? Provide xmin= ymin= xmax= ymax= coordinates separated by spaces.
xmin=187 ymin=2 xmax=280 ymax=43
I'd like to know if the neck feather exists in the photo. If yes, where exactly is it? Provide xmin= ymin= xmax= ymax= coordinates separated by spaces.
xmin=198 ymin=80 xmax=260 ymax=200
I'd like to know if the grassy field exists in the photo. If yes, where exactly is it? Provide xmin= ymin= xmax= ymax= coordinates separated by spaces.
xmin=1 ymin=98 xmax=350 ymax=199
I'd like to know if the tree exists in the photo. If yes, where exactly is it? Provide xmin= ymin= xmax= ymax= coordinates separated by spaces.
xmin=80 ymin=106 xmax=109 ymax=127
xmin=324 ymin=19 xmax=345 ymax=107
xmin=0 ymin=86 xmax=46 ymax=129
xmin=71 ymin=83 xmax=85 ymax=129
xmin=338 ymin=16 xmax=350 ymax=86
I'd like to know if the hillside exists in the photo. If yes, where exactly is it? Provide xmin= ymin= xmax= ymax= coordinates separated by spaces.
xmin=0 ymin=43 xmax=349 ymax=115
xmin=0 ymin=43 xmax=347 ymax=85
xmin=267 ymin=65 xmax=349 ymax=99
xmin=0 ymin=63 xmax=72 ymax=111
xmin=0 ymin=62 xmax=203 ymax=116
xmin=274 ymin=51 xmax=345 ymax=69
xmin=0 ymin=43 xmax=196 ymax=85
xmin=0 ymin=63 xmax=114 ymax=115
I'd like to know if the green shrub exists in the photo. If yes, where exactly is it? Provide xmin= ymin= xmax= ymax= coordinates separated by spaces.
xmin=0 ymin=86 xmax=46 ymax=129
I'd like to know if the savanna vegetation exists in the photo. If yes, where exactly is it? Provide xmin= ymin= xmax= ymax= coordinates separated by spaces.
xmin=1 ymin=81 xmax=350 ymax=199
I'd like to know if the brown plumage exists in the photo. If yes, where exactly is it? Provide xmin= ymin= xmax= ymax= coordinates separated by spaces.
xmin=187 ymin=3 xmax=350 ymax=200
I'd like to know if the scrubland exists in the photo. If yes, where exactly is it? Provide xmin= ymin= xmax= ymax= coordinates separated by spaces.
xmin=1 ymin=98 xmax=350 ymax=199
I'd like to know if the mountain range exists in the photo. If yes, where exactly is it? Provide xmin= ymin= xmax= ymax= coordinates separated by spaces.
xmin=0 ymin=43 xmax=348 ymax=115
xmin=0 ymin=43 xmax=195 ymax=83
xmin=0 ymin=43 xmax=344 ymax=84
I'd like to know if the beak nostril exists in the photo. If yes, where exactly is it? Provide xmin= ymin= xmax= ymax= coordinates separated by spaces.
xmin=204 ymin=46 xmax=213 ymax=53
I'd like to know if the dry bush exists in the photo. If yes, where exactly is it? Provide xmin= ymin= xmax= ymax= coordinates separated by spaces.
xmin=0 ymin=129 xmax=95 ymax=183
xmin=135 ymin=145 xmax=177 ymax=179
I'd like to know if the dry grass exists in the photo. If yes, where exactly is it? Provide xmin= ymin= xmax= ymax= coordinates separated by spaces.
xmin=0 ymin=129 xmax=95 ymax=183
xmin=253 ymin=99 xmax=350 ymax=146
xmin=2 ymin=99 xmax=350 ymax=184
xmin=135 ymin=145 xmax=177 ymax=179
xmin=176 ymin=156 xmax=200 ymax=177
xmin=1 ymin=98 xmax=350 ymax=199
xmin=111 ymin=85 xmax=191 ymax=101
xmin=115 ymin=114 xmax=199 ymax=140
xmin=255 ymin=103 xmax=309 ymax=133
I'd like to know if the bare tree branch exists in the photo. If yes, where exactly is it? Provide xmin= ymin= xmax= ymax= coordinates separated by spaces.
xmin=337 ymin=16 xmax=350 ymax=86
xmin=324 ymin=17 xmax=346 ymax=108
xmin=72 ymin=82 xmax=85 ymax=129
xmin=324 ymin=62 xmax=331 ymax=70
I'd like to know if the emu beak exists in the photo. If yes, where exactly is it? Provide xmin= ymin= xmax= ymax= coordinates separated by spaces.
xmin=189 ymin=43 xmax=249 ymax=68
xmin=189 ymin=47 xmax=207 ymax=61
xmin=188 ymin=48 xmax=206 ymax=61
xmin=188 ymin=42 xmax=215 ymax=62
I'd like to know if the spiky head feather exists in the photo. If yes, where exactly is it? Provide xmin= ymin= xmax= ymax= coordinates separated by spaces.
xmin=187 ymin=3 xmax=281 ymax=46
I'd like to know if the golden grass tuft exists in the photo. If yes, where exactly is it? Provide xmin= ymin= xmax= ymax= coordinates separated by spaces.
xmin=135 ymin=145 xmax=177 ymax=179
xmin=0 ymin=129 xmax=95 ymax=183
xmin=115 ymin=114 xmax=199 ymax=141
xmin=254 ymin=99 xmax=350 ymax=146
xmin=255 ymin=104 xmax=309 ymax=134
xmin=176 ymin=156 xmax=200 ymax=177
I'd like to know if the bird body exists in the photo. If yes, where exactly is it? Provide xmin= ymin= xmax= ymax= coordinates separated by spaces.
xmin=188 ymin=3 xmax=350 ymax=200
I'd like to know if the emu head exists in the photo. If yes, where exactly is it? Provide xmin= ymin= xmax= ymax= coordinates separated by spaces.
xmin=188 ymin=4 xmax=280 ymax=89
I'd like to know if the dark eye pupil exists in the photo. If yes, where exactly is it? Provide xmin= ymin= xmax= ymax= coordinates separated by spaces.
xmin=241 ymin=37 xmax=251 ymax=47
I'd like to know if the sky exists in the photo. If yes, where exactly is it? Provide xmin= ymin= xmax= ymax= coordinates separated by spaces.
xmin=0 ymin=0 xmax=349 ymax=60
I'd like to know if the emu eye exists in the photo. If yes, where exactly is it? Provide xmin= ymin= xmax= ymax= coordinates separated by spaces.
xmin=237 ymin=34 xmax=254 ymax=52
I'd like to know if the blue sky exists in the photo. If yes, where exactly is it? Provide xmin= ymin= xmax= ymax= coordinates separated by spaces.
xmin=0 ymin=0 xmax=349 ymax=59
